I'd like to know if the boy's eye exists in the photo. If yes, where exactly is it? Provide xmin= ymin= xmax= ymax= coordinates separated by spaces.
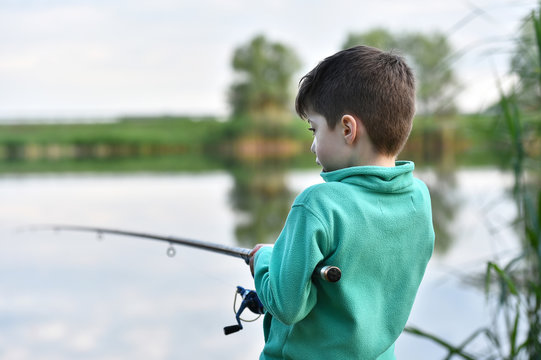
xmin=308 ymin=127 xmax=315 ymax=135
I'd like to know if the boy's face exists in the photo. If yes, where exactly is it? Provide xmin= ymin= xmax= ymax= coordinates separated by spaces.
xmin=307 ymin=111 xmax=351 ymax=172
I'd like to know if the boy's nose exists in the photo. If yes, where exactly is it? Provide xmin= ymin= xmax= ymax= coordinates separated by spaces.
xmin=310 ymin=139 xmax=316 ymax=154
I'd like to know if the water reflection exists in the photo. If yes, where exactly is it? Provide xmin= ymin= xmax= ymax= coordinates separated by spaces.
xmin=228 ymin=160 xmax=295 ymax=247
xmin=0 ymin=149 xmax=469 ymax=258
xmin=429 ymin=177 xmax=458 ymax=254
xmin=417 ymin=159 xmax=459 ymax=255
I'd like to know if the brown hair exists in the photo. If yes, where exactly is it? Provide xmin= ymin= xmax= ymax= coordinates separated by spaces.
xmin=295 ymin=46 xmax=415 ymax=156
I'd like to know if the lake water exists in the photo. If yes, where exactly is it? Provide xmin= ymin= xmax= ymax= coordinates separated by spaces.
xmin=0 ymin=168 xmax=519 ymax=359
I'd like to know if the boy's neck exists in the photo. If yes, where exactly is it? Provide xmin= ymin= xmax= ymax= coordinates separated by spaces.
xmin=350 ymin=124 xmax=396 ymax=168
xmin=350 ymin=150 xmax=396 ymax=168
xmin=360 ymin=155 xmax=396 ymax=167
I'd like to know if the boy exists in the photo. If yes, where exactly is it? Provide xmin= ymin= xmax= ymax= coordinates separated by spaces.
xmin=249 ymin=46 xmax=434 ymax=359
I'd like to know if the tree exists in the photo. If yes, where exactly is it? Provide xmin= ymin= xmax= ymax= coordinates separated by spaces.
xmin=228 ymin=35 xmax=301 ymax=123
xmin=343 ymin=29 xmax=460 ymax=116
xmin=343 ymin=28 xmax=397 ymax=52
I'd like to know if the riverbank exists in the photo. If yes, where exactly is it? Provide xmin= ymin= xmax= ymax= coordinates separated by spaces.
xmin=0 ymin=113 xmax=520 ymax=172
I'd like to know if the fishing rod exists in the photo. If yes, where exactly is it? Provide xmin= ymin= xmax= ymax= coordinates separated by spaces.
xmin=32 ymin=224 xmax=253 ymax=262
xmin=27 ymin=224 xmax=341 ymax=334
xmin=29 ymin=224 xmax=341 ymax=282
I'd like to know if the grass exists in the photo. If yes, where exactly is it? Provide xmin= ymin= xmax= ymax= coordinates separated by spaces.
xmin=0 ymin=116 xmax=227 ymax=147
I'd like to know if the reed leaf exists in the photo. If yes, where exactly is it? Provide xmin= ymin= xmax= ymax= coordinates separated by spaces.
xmin=404 ymin=326 xmax=478 ymax=360
xmin=532 ymin=10 xmax=541 ymax=86
xmin=486 ymin=262 xmax=519 ymax=297
xmin=509 ymin=303 xmax=520 ymax=357
xmin=538 ymin=191 xmax=541 ymax=230
xmin=498 ymin=90 xmax=524 ymax=186
xmin=526 ymin=223 xmax=540 ymax=257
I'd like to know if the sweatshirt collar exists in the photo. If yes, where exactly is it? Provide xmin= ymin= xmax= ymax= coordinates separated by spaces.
xmin=320 ymin=161 xmax=415 ymax=193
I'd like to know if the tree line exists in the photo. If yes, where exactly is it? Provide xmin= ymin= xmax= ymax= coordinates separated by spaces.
xmin=228 ymin=28 xmax=461 ymax=128
xmin=228 ymin=23 xmax=538 ymax=126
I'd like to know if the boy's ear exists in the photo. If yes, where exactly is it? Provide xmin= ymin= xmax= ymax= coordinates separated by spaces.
xmin=341 ymin=115 xmax=358 ymax=145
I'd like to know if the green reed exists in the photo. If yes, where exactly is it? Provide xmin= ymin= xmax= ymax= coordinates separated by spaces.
xmin=405 ymin=8 xmax=541 ymax=359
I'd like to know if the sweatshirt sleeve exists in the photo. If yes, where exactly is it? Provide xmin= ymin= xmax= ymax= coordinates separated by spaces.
xmin=253 ymin=203 xmax=329 ymax=325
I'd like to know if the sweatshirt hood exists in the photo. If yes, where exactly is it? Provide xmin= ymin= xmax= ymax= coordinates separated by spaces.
xmin=320 ymin=161 xmax=415 ymax=193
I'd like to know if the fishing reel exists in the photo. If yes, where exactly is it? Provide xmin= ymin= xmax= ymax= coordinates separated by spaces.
xmin=224 ymin=286 xmax=265 ymax=335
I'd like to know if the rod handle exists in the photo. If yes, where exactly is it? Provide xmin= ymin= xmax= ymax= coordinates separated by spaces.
xmin=247 ymin=254 xmax=341 ymax=282
xmin=314 ymin=265 xmax=341 ymax=283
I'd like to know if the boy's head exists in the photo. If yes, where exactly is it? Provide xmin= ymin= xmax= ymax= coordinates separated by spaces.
xmin=295 ymin=45 xmax=415 ymax=157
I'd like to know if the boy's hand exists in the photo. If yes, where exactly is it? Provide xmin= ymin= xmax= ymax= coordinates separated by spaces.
xmin=249 ymin=244 xmax=272 ymax=276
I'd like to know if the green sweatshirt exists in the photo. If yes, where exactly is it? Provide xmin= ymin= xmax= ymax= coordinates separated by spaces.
xmin=253 ymin=161 xmax=434 ymax=360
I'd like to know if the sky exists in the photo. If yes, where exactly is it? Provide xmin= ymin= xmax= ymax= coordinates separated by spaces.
xmin=0 ymin=0 xmax=538 ymax=121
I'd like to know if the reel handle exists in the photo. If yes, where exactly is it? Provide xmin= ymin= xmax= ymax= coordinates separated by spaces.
xmin=224 ymin=325 xmax=242 ymax=335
